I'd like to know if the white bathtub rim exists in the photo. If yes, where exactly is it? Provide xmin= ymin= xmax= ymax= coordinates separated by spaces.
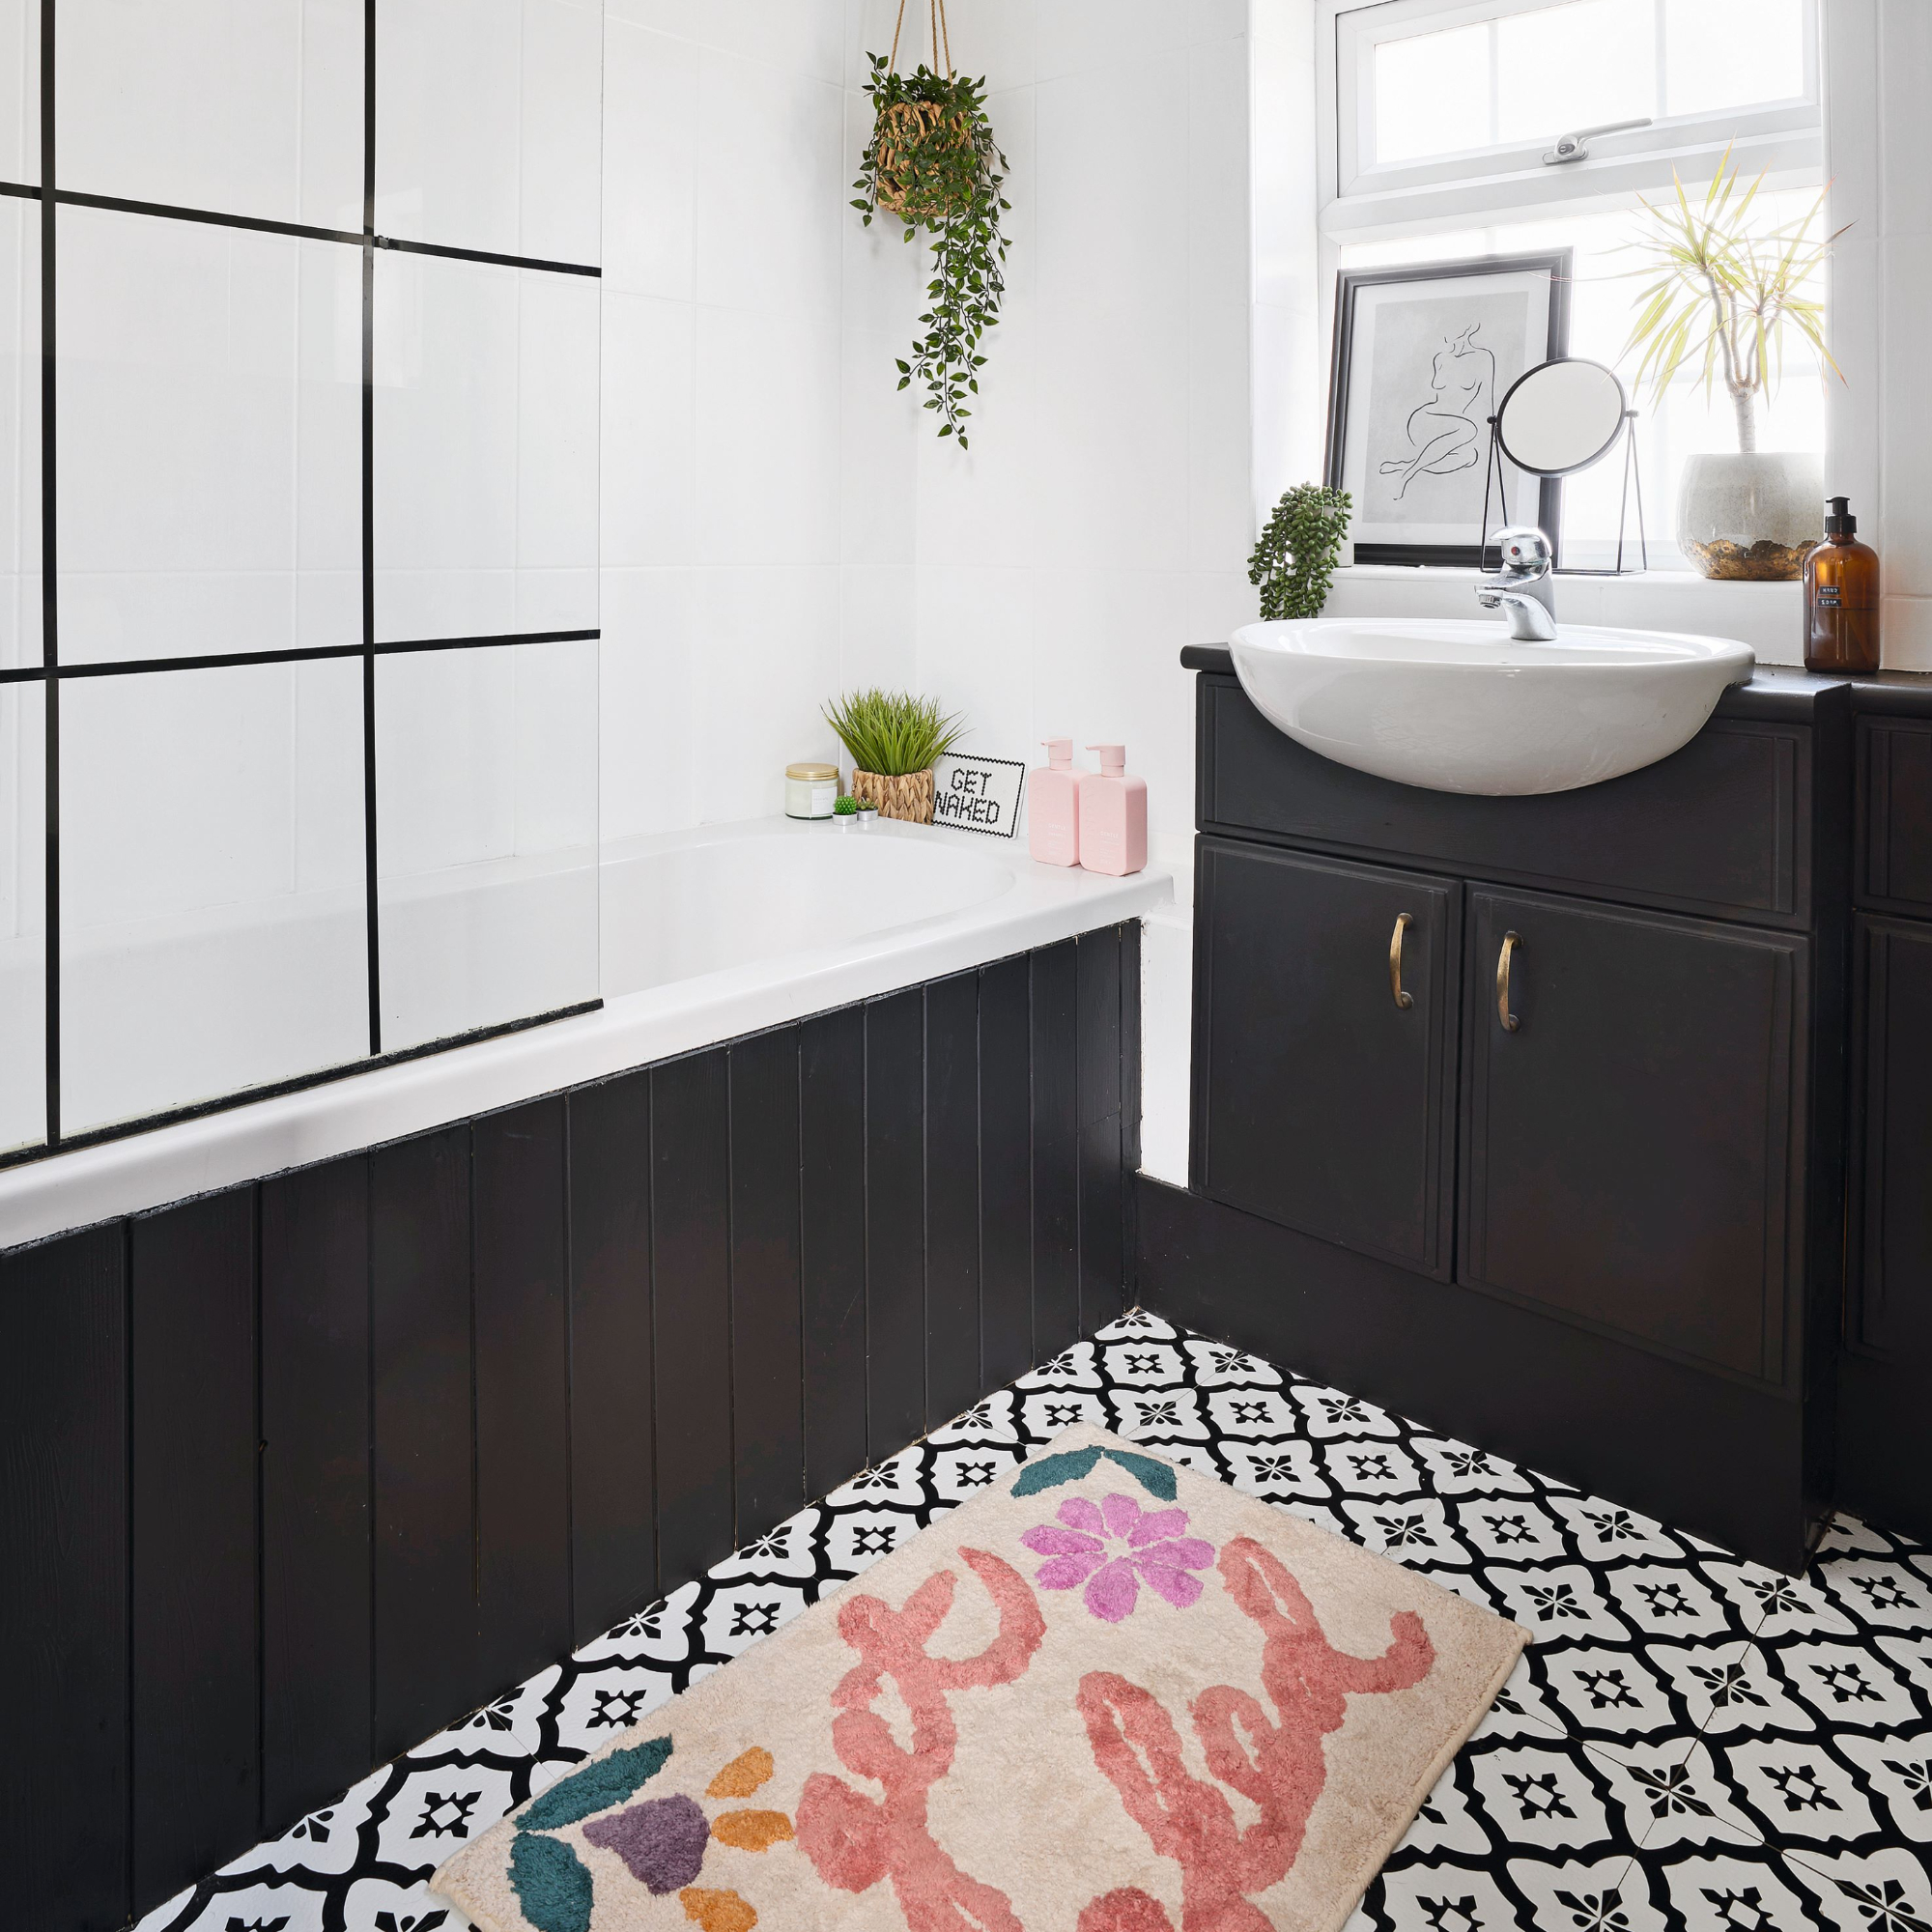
xmin=0 ymin=818 xmax=1173 ymax=1252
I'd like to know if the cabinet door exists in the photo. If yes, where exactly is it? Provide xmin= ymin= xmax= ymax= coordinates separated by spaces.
xmin=1840 ymin=917 xmax=1932 ymax=1540
xmin=1461 ymin=888 xmax=1804 ymax=1380
xmin=1192 ymin=838 xmax=1460 ymax=1276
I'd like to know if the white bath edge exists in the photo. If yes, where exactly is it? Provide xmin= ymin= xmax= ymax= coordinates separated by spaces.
xmin=0 ymin=816 xmax=1173 ymax=1252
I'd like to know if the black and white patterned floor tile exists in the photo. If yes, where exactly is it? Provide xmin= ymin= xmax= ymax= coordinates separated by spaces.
xmin=136 ymin=1310 xmax=1932 ymax=1932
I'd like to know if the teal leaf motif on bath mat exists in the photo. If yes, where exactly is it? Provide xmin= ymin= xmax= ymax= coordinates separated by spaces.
xmin=1011 ymin=1446 xmax=1178 ymax=1503
xmin=508 ymin=1831 xmax=595 ymax=1932
xmin=521 ymin=1735 xmax=673 ymax=1832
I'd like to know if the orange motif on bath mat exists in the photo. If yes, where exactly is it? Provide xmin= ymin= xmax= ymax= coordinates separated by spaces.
xmin=678 ymin=1885 xmax=758 ymax=1932
xmin=710 ymin=1809 xmax=794 ymax=1853
xmin=1075 ymin=1536 xmax=1435 ymax=1932
xmin=794 ymin=1548 xmax=1045 ymax=1931
xmin=706 ymin=1747 xmax=775 ymax=1800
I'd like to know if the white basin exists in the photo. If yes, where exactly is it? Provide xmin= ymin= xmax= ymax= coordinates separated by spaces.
xmin=1228 ymin=617 xmax=1756 ymax=796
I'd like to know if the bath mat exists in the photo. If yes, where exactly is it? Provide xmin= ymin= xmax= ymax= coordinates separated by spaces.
xmin=433 ymin=1424 xmax=1530 ymax=1932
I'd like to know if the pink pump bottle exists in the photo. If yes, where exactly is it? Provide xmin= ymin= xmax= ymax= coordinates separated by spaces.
xmin=1028 ymin=738 xmax=1081 ymax=867
xmin=1078 ymin=744 xmax=1147 ymax=876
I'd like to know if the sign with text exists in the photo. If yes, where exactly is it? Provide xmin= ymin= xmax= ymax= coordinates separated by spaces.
xmin=931 ymin=753 xmax=1026 ymax=839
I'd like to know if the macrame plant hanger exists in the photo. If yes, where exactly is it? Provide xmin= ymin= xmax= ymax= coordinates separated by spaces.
xmin=888 ymin=0 xmax=953 ymax=80
xmin=874 ymin=0 xmax=963 ymax=219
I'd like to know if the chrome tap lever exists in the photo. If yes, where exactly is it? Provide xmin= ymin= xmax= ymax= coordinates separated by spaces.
xmin=1476 ymin=525 xmax=1558 ymax=641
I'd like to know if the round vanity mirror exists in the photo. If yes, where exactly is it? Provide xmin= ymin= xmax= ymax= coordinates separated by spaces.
xmin=1494 ymin=356 xmax=1628 ymax=477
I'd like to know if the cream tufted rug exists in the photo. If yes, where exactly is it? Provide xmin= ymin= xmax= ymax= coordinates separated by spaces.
xmin=434 ymin=1425 xmax=1529 ymax=1932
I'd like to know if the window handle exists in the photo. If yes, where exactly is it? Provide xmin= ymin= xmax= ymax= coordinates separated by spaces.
xmin=1543 ymin=117 xmax=1652 ymax=165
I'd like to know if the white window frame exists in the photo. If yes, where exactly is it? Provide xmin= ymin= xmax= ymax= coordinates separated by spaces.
xmin=1320 ymin=0 xmax=1823 ymax=239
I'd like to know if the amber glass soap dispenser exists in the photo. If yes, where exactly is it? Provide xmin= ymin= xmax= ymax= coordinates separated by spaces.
xmin=1804 ymin=497 xmax=1880 ymax=674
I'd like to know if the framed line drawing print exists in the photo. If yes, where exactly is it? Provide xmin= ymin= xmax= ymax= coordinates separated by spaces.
xmin=1325 ymin=252 xmax=1572 ymax=567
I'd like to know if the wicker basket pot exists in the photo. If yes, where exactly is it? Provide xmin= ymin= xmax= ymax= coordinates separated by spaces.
xmin=872 ymin=99 xmax=975 ymax=220
xmin=850 ymin=766 xmax=936 ymax=824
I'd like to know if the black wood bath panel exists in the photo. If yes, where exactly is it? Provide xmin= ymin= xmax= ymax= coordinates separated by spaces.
xmin=0 ymin=923 xmax=1141 ymax=1931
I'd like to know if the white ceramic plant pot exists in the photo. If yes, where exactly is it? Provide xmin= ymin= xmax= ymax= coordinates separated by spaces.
xmin=1675 ymin=451 xmax=1824 ymax=581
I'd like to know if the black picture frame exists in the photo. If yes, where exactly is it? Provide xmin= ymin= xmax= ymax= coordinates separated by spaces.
xmin=1323 ymin=251 xmax=1572 ymax=569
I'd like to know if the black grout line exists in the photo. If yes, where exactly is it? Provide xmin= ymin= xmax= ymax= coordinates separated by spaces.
xmin=40 ymin=0 xmax=58 ymax=1151
xmin=375 ymin=233 xmax=600 ymax=278
xmin=2 ymin=628 xmax=601 ymax=685
xmin=362 ymin=0 xmax=381 ymax=1061
xmin=0 ymin=998 xmax=603 ymax=1176
xmin=0 ymin=178 xmax=600 ymax=278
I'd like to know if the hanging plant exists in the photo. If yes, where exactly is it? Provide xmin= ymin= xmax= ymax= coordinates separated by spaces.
xmin=1248 ymin=485 xmax=1352 ymax=621
xmin=852 ymin=1 xmax=1009 ymax=447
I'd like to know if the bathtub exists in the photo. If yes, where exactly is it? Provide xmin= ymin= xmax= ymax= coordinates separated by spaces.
xmin=0 ymin=814 xmax=1172 ymax=1248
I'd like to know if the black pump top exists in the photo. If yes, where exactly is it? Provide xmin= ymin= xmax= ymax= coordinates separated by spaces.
xmin=1826 ymin=495 xmax=1857 ymax=538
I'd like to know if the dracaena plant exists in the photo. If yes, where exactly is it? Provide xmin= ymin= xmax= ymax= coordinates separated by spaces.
xmin=822 ymin=689 xmax=965 ymax=778
xmin=852 ymin=51 xmax=1009 ymax=447
xmin=1622 ymin=147 xmax=1845 ymax=453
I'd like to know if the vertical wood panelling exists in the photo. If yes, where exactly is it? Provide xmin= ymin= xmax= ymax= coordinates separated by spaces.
xmin=371 ymin=1127 xmax=475 ymax=1763
xmin=1 ymin=1225 xmax=128 ymax=1932
xmin=130 ymin=1192 xmax=260 ymax=1911
xmin=924 ymin=972 xmax=981 ymax=1427
xmin=1032 ymin=940 xmax=1082 ymax=1358
xmin=867 ymin=990 xmax=926 ymax=1454
xmin=473 ymin=1099 xmax=572 ymax=1696
xmin=261 ymin=1156 xmax=372 ymax=1833
xmin=5 ymin=925 xmax=1141 ymax=1924
xmin=567 ymin=1070 xmax=655 ymax=1646
xmin=652 ymin=1050 xmax=734 ymax=1584
xmin=801 ymin=1006 xmax=867 ymax=1495
xmin=729 ymin=1027 xmax=804 ymax=1546
xmin=980 ymin=955 xmax=1034 ymax=1384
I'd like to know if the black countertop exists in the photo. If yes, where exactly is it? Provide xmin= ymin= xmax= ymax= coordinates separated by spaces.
xmin=1179 ymin=644 xmax=1932 ymax=723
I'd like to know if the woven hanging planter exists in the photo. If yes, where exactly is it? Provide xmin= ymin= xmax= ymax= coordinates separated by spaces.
xmin=850 ymin=766 xmax=937 ymax=825
xmin=872 ymin=97 xmax=977 ymax=220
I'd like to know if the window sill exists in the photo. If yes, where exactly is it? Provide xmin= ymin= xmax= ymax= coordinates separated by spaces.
xmin=1325 ymin=566 xmax=1804 ymax=665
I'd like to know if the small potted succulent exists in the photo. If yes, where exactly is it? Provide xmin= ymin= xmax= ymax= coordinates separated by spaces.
xmin=834 ymin=793 xmax=881 ymax=829
xmin=821 ymin=689 xmax=965 ymax=825
xmin=1623 ymin=150 xmax=1844 ymax=580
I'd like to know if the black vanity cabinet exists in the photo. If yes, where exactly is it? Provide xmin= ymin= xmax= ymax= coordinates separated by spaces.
xmin=1841 ymin=707 xmax=1932 ymax=1543
xmin=1155 ymin=654 xmax=1852 ymax=1573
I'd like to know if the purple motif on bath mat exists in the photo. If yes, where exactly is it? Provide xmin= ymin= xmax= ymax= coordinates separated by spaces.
xmin=582 ymin=1793 xmax=710 ymax=1893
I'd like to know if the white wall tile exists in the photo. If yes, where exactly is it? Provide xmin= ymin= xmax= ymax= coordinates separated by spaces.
xmin=692 ymin=50 xmax=843 ymax=316
xmin=601 ymin=566 xmax=698 ymax=840
xmin=1884 ymin=596 xmax=1932 ymax=672
xmin=57 ymin=0 xmax=361 ymax=227
xmin=613 ymin=0 xmax=846 ymax=87
xmin=693 ymin=564 xmax=843 ymax=816
xmin=0 ymin=0 xmax=37 ymax=187
xmin=57 ymin=209 xmax=359 ymax=662
xmin=1036 ymin=0 xmax=1238 ymax=83
xmin=840 ymin=326 xmax=921 ymax=565
xmin=838 ymin=562 xmax=917 ymax=690
xmin=914 ymin=563 xmax=1035 ymax=764
xmin=602 ymin=293 xmax=697 ymax=567
xmin=59 ymin=659 xmax=367 ymax=1132
xmin=378 ymin=0 xmax=603 ymax=263
xmin=0 ymin=679 xmax=43 ymax=1151
xmin=0 ymin=197 xmax=41 ymax=670
xmin=602 ymin=21 xmax=700 ymax=299
xmin=517 ymin=271 xmax=603 ymax=574
xmin=693 ymin=304 xmax=841 ymax=566
xmin=1879 ymin=237 xmax=1932 ymax=597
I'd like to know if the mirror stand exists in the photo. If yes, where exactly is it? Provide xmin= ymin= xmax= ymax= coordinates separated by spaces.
xmin=1479 ymin=407 xmax=1650 ymax=578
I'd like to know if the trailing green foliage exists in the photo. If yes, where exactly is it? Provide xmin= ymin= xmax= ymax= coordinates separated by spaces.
xmin=1621 ymin=146 xmax=1845 ymax=454
xmin=1249 ymin=485 xmax=1352 ymax=621
xmin=822 ymin=688 xmax=965 ymax=778
xmin=852 ymin=53 xmax=1009 ymax=447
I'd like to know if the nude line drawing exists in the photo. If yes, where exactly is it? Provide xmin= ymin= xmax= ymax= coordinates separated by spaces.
xmin=1378 ymin=322 xmax=1494 ymax=498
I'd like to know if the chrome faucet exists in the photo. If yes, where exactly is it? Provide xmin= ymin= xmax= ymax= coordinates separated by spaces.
xmin=1477 ymin=526 xmax=1558 ymax=641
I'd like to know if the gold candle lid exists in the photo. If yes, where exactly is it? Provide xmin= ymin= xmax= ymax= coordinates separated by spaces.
xmin=786 ymin=762 xmax=838 ymax=781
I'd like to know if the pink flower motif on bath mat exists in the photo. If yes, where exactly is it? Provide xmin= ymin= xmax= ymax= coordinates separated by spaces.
xmin=1022 ymin=1493 xmax=1215 ymax=1623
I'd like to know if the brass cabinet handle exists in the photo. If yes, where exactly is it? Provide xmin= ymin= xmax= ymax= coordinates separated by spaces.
xmin=1389 ymin=913 xmax=1414 ymax=1009
xmin=1496 ymin=930 xmax=1522 ymax=1033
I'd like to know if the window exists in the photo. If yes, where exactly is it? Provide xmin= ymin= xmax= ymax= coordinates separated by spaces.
xmin=1321 ymin=0 xmax=1826 ymax=571
xmin=1332 ymin=0 xmax=1821 ymax=215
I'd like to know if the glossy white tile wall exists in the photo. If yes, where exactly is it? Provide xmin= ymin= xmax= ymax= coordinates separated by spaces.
xmin=0 ymin=195 xmax=40 ymax=674
xmin=0 ymin=679 xmax=43 ymax=1152
xmin=55 ymin=0 xmax=362 ymax=226
xmin=1819 ymin=0 xmax=1929 ymax=667
xmin=596 ymin=0 xmax=1254 ymax=850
